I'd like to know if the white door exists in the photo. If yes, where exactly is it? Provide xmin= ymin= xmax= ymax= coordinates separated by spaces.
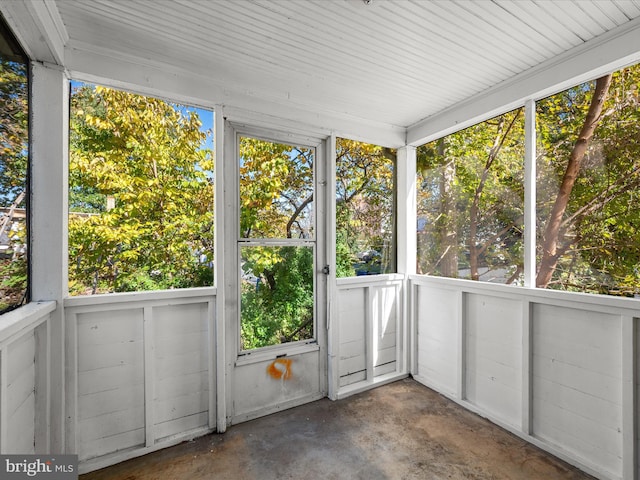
xmin=223 ymin=123 xmax=328 ymax=424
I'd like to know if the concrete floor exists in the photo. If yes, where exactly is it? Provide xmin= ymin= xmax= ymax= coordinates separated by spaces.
xmin=82 ymin=379 xmax=594 ymax=480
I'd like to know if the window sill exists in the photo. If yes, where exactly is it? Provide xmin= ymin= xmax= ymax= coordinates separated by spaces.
xmin=235 ymin=341 xmax=320 ymax=367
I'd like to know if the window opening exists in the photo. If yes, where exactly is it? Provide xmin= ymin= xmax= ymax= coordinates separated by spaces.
xmin=416 ymin=108 xmax=525 ymax=284
xmin=335 ymin=138 xmax=396 ymax=278
xmin=238 ymin=136 xmax=315 ymax=350
xmin=68 ymin=82 xmax=214 ymax=295
xmin=0 ymin=14 xmax=29 ymax=314
xmin=536 ymin=63 xmax=640 ymax=296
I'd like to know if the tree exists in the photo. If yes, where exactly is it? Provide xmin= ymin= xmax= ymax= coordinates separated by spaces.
xmin=536 ymin=66 xmax=640 ymax=294
xmin=238 ymin=137 xmax=315 ymax=348
xmin=417 ymin=62 xmax=640 ymax=296
xmin=0 ymin=58 xmax=28 ymax=313
xmin=68 ymin=84 xmax=213 ymax=294
xmin=335 ymin=139 xmax=396 ymax=277
xmin=417 ymin=109 xmax=525 ymax=283
xmin=536 ymin=75 xmax=612 ymax=287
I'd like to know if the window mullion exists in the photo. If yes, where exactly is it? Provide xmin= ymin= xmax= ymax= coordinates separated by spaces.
xmin=524 ymin=99 xmax=537 ymax=288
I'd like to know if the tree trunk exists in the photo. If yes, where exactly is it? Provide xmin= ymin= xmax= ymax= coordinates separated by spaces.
xmin=438 ymin=139 xmax=458 ymax=277
xmin=536 ymin=74 xmax=612 ymax=288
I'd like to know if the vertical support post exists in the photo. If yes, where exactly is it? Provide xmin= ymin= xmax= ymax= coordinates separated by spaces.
xmin=222 ymin=118 xmax=239 ymax=428
xmin=64 ymin=312 xmax=77 ymax=456
xmin=143 ymin=307 xmax=155 ymax=447
xmin=457 ymin=291 xmax=466 ymax=401
xmin=521 ymin=300 xmax=533 ymax=434
xmin=327 ymin=133 xmax=340 ymax=400
xmin=365 ymin=286 xmax=374 ymax=382
xmin=315 ymin=138 xmax=328 ymax=396
xmin=30 ymin=62 xmax=69 ymax=453
xmin=396 ymin=145 xmax=416 ymax=376
xmin=214 ymin=107 xmax=227 ymax=432
xmin=621 ymin=315 xmax=637 ymax=480
xmin=410 ymin=282 xmax=418 ymax=376
xmin=396 ymin=146 xmax=417 ymax=276
xmin=207 ymin=298 xmax=216 ymax=429
xmin=34 ymin=320 xmax=50 ymax=452
xmin=524 ymin=99 xmax=536 ymax=288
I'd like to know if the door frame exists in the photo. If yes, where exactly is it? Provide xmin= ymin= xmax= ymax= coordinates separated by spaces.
xmin=221 ymin=120 xmax=328 ymax=425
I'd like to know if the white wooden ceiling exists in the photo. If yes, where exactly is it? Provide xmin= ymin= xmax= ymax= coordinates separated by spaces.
xmin=3 ymin=0 xmax=640 ymax=143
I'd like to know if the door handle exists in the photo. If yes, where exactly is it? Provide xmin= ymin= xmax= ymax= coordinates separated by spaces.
xmin=322 ymin=265 xmax=330 ymax=275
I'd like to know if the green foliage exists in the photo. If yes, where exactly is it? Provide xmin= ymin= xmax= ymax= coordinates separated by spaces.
xmin=238 ymin=135 xmax=316 ymax=349
xmin=239 ymin=137 xmax=313 ymax=239
xmin=416 ymin=62 xmax=640 ymax=296
xmin=417 ymin=108 xmax=525 ymax=283
xmin=240 ymin=246 xmax=313 ymax=350
xmin=68 ymin=84 xmax=214 ymax=295
xmin=0 ymin=255 xmax=27 ymax=312
xmin=0 ymin=57 xmax=29 ymax=313
xmin=536 ymin=65 xmax=640 ymax=295
xmin=335 ymin=139 xmax=396 ymax=277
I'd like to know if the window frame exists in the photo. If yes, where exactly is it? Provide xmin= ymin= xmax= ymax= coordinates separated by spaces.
xmin=235 ymin=131 xmax=319 ymax=354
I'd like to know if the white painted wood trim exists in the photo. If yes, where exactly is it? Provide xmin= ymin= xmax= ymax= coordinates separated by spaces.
xmin=78 ymin=425 xmax=212 ymax=475
xmin=65 ymin=46 xmax=405 ymax=150
xmin=214 ymin=105 xmax=226 ymax=433
xmin=64 ymin=311 xmax=77 ymax=455
xmin=395 ymin=282 xmax=403 ymax=374
xmin=336 ymin=372 xmax=409 ymax=400
xmin=365 ymin=287 xmax=374 ymax=382
xmin=396 ymin=146 xmax=417 ymax=276
xmin=524 ymin=99 xmax=536 ymax=288
xmin=315 ymin=137 xmax=329 ymax=396
xmin=222 ymin=120 xmax=239 ymax=426
xmin=0 ymin=347 xmax=7 ymax=453
xmin=621 ymin=315 xmax=637 ymax=480
xmin=234 ymin=343 xmax=320 ymax=367
xmin=26 ymin=0 xmax=68 ymax=65
xmin=336 ymin=274 xmax=404 ymax=287
xmin=327 ymin=132 xmax=339 ymax=401
xmin=64 ymin=287 xmax=217 ymax=308
xmin=457 ymin=290 xmax=466 ymax=401
xmin=143 ymin=307 xmax=155 ymax=447
xmin=34 ymin=320 xmax=50 ymax=453
xmin=409 ymin=275 xmax=640 ymax=316
xmin=0 ymin=301 xmax=55 ymax=345
xmin=521 ymin=300 xmax=532 ymax=434
xmin=207 ymin=299 xmax=216 ymax=430
xmin=410 ymin=282 xmax=418 ymax=376
xmin=31 ymin=63 xmax=69 ymax=453
xmin=408 ymin=16 xmax=640 ymax=146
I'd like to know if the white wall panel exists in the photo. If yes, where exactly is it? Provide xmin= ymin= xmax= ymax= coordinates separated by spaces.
xmin=465 ymin=294 xmax=522 ymax=428
xmin=232 ymin=349 xmax=321 ymax=422
xmin=6 ymin=332 xmax=36 ymax=454
xmin=333 ymin=277 xmax=405 ymax=397
xmin=0 ymin=303 xmax=54 ymax=454
xmin=76 ymin=308 xmax=145 ymax=461
xmin=68 ymin=294 xmax=216 ymax=468
xmin=153 ymin=303 xmax=209 ymax=441
xmin=372 ymin=284 xmax=398 ymax=376
xmin=338 ymin=287 xmax=366 ymax=387
xmin=416 ymin=285 xmax=458 ymax=396
xmin=532 ymin=304 xmax=623 ymax=478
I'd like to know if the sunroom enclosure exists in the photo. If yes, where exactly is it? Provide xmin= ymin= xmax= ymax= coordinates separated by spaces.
xmin=2 ymin=2 xmax=640 ymax=480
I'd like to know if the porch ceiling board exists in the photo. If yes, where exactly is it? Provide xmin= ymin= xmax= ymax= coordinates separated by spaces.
xmin=23 ymin=0 xmax=640 ymax=135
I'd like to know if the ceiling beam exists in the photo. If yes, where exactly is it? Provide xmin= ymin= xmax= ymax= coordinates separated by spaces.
xmin=0 ymin=0 xmax=67 ymax=65
xmin=407 ymin=16 xmax=640 ymax=147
